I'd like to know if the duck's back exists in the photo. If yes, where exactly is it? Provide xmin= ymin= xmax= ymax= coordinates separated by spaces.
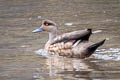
xmin=50 ymin=29 xmax=92 ymax=45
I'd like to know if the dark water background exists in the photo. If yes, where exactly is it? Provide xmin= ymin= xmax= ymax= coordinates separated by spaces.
xmin=0 ymin=0 xmax=120 ymax=80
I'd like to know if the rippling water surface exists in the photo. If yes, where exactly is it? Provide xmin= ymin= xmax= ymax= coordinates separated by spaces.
xmin=0 ymin=0 xmax=120 ymax=80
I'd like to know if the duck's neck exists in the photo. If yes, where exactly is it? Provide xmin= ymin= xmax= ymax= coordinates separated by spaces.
xmin=45 ymin=30 xmax=58 ymax=47
xmin=48 ymin=32 xmax=58 ymax=43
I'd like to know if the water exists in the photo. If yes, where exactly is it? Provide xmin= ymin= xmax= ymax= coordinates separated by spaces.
xmin=0 ymin=0 xmax=120 ymax=80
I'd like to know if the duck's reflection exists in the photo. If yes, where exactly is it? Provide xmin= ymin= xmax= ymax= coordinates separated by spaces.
xmin=35 ymin=49 xmax=100 ymax=79
xmin=47 ymin=55 xmax=98 ymax=79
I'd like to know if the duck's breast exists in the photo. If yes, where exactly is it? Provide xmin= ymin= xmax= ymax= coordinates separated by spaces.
xmin=46 ymin=42 xmax=73 ymax=56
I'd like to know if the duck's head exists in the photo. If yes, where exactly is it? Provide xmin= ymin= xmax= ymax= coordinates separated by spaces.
xmin=32 ymin=20 xmax=58 ymax=33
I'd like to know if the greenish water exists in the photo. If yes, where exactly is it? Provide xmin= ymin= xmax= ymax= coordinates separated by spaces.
xmin=0 ymin=0 xmax=120 ymax=80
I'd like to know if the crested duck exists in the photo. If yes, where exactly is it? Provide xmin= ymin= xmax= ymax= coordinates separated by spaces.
xmin=32 ymin=20 xmax=105 ymax=59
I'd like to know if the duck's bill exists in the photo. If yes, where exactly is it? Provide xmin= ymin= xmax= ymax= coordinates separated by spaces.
xmin=32 ymin=27 xmax=43 ymax=33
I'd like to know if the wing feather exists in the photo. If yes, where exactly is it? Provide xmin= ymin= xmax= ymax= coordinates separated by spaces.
xmin=51 ymin=29 xmax=92 ymax=45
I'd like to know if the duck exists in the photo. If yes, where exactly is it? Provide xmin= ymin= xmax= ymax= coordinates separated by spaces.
xmin=32 ymin=20 xmax=106 ymax=59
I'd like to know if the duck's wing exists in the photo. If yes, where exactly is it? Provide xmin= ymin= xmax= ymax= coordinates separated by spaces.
xmin=51 ymin=29 xmax=92 ymax=45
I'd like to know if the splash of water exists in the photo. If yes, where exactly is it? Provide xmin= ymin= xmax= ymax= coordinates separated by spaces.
xmin=35 ymin=49 xmax=50 ymax=57
xmin=35 ymin=48 xmax=120 ymax=61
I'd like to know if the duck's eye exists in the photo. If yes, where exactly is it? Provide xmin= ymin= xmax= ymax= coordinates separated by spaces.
xmin=45 ymin=23 xmax=49 ymax=26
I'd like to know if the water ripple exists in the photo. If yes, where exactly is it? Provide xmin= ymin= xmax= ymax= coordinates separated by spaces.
xmin=35 ymin=48 xmax=120 ymax=61
xmin=94 ymin=48 xmax=120 ymax=61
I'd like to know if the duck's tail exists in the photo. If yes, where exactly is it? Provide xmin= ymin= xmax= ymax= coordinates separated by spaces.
xmin=87 ymin=39 xmax=106 ymax=53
